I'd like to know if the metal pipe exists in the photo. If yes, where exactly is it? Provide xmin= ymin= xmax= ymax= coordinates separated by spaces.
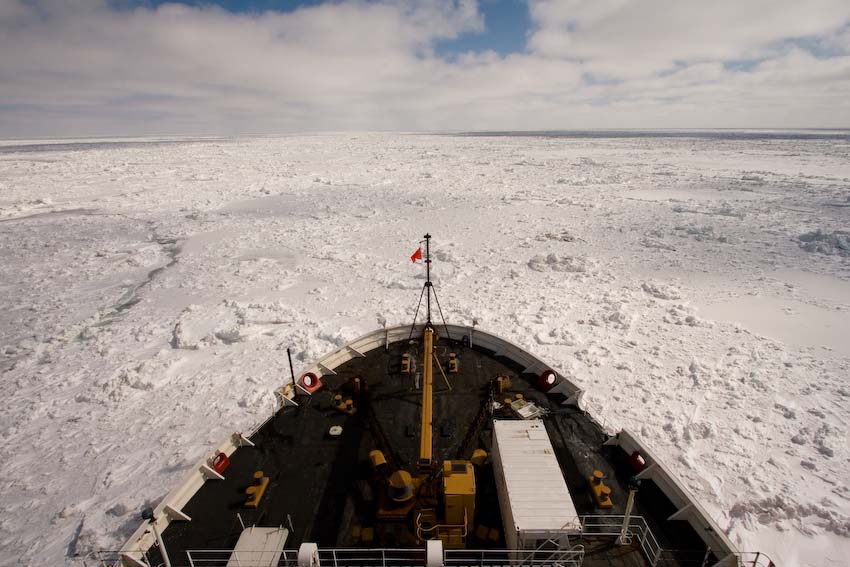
xmin=287 ymin=348 xmax=296 ymax=393
xmin=150 ymin=520 xmax=172 ymax=567
xmin=424 ymin=233 xmax=432 ymax=326
xmin=618 ymin=483 xmax=638 ymax=546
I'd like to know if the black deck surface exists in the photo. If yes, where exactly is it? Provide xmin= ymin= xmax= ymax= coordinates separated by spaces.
xmin=146 ymin=336 xmax=708 ymax=567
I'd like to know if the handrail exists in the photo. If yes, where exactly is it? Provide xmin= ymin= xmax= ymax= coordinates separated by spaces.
xmin=186 ymin=546 xmax=587 ymax=567
xmin=80 ymin=550 xmax=124 ymax=567
xmin=605 ymin=430 xmax=738 ymax=558
xmin=444 ymin=547 xmax=585 ymax=566
xmin=415 ymin=509 xmax=469 ymax=541
xmin=320 ymin=547 xmax=425 ymax=567
xmin=121 ymin=541 xmax=776 ymax=567
xmin=580 ymin=515 xmax=661 ymax=565
xmin=733 ymin=551 xmax=777 ymax=567
xmin=187 ymin=547 xmax=426 ymax=567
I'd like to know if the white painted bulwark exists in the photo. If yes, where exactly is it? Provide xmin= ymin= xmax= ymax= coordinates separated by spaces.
xmin=118 ymin=436 xmax=244 ymax=566
xmin=301 ymin=324 xmax=585 ymax=410
xmin=608 ymin=430 xmax=736 ymax=558
xmin=491 ymin=420 xmax=581 ymax=550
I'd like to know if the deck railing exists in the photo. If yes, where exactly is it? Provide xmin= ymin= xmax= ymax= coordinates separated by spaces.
xmin=86 ymin=544 xmax=775 ymax=567
xmin=729 ymin=552 xmax=777 ymax=567
xmin=579 ymin=514 xmax=662 ymax=566
xmin=314 ymin=548 xmax=426 ymax=567
xmin=654 ymin=548 xmax=717 ymax=567
xmin=444 ymin=547 xmax=585 ymax=566
xmin=80 ymin=550 xmax=123 ymax=567
xmin=652 ymin=550 xmax=777 ymax=567
xmin=186 ymin=547 xmax=291 ymax=566
xmin=184 ymin=547 xmax=584 ymax=567
xmin=90 ymin=517 xmax=775 ymax=567
xmin=185 ymin=547 xmax=426 ymax=567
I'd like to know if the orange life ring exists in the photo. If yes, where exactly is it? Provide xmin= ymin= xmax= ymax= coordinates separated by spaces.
xmin=538 ymin=369 xmax=557 ymax=391
xmin=212 ymin=451 xmax=230 ymax=474
xmin=299 ymin=372 xmax=322 ymax=394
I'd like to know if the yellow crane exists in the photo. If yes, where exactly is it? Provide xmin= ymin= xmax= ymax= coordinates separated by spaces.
xmin=373 ymin=235 xmax=475 ymax=546
xmin=419 ymin=325 xmax=434 ymax=470
xmin=414 ymin=235 xmax=476 ymax=546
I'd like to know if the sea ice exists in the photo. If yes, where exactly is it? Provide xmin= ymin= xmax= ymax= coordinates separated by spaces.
xmin=0 ymin=133 xmax=848 ymax=566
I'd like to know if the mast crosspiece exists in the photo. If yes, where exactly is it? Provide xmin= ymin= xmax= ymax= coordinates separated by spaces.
xmin=408 ymin=233 xmax=451 ymax=340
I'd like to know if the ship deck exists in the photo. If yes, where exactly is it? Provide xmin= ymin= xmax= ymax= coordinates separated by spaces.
xmin=147 ymin=333 xmax=715 ymax=567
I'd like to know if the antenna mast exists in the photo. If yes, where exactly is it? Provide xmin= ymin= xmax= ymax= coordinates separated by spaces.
xmin=424 ymin=233 xmax=432 ymax=327
xmin=408 ymin=233 xmax=450 ymax=341
xmin=404 ymin=233 xmax=452 ymax=474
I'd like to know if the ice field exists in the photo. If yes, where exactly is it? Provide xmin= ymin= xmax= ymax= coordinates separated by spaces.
xmin=0 ymin=132 xmax=849 ymax=566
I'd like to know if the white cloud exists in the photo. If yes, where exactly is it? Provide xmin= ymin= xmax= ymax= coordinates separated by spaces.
xmin=0 ymin=0 xmax=848 ymax=135
xmin=528 ymin=0 xmax=850 ymax=68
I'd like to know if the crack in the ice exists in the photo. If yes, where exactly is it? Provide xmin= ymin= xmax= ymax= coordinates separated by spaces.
xmin=93 ymin=235 xmax=182 ymax=327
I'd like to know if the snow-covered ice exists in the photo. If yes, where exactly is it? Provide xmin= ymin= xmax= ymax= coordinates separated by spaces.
xmin=0 ymin=133 xmax=848 ymax=566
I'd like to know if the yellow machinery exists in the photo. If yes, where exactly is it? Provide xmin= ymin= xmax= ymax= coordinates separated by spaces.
xmin=369 ymin=449 xmax=387 ymax=470
xmin=441 ymin=461 xmax=476 ymax=547
xmin=389 ymin=470 xmax=415 ymax=503
xmin=333 ymin=394 xmax=356 ymax=415
xmin=416 ymin=325 xmax=475 ymax=547
xmin=244 ymin=471 xmax=270 ymax=508
xmin=470 ymin=449 xmax=487 ymax=466
xmin=589 ymin=470 xmax=613 ymax=508
xmin=447 ymin=352 xmax=459 ymax=374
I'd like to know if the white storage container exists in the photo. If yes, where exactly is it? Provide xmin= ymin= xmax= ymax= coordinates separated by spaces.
xmin=491 ymin=420 xmax=581 ymax=549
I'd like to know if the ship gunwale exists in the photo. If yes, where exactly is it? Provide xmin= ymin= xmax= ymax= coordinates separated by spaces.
xmin=117 ymin=324 xmax=738 ymax=567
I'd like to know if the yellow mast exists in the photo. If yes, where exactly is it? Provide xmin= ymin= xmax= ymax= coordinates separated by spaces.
xmin=419 ymin=326 xmax=434 ymax=470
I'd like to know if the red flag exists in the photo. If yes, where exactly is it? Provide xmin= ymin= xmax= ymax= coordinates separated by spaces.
xmin=410 ymin=247 xmax=422 ymax=263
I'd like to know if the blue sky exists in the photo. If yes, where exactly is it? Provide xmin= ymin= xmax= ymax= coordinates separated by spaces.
xmin=2 ymin=0 xmax=849 ymax=135
xmin=435 ymin=0 xmax=530 ymax=58
xmin=127 ymin=0 xmax=532 ymax=57
xmin=124 ymin=1 xmax=848 ymax=62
